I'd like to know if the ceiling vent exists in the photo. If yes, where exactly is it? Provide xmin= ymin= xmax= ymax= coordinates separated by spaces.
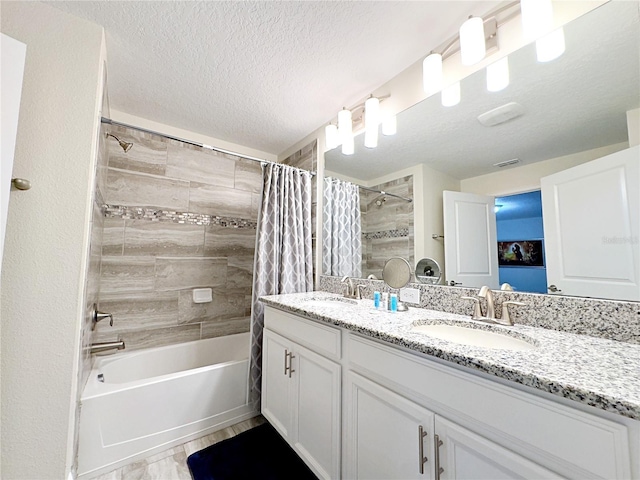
xmin=477 ymin=102 xmax=525 ymax=127
xmin=493 ymin=158 xmax=521 ymax=168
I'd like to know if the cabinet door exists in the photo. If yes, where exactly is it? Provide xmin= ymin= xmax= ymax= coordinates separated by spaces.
xmin=261 ymin=329 xmax=293 ymax=438
xmin=292 ymin=343 xmax=341 ymax=480
xmin=345 ymin=372 xmax=435 ymax=480
xmin=435 ymin=417 xmax=561 ymax=479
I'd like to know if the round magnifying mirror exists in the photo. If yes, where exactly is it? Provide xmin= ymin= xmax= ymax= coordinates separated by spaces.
xmin=382 ymin=257 xmax=412 ymax=289
xmin=415 ymin=258 xmax=442 ymax=285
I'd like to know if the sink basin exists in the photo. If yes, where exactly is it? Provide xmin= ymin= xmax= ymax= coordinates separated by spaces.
xmin=303 ymin=298 xmax=357 ymax=308
xmin=410 ymin=324 xmax=536 ymax=351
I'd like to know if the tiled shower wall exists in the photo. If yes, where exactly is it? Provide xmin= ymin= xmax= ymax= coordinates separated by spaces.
xmin=361 ymin=175 xmax=414 ymax=279
xmin=94 ymin=125 xmax=261 ymax=351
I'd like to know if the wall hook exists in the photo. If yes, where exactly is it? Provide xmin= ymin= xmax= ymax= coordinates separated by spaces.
xmin=11 ymin=178 xmax=31 ymax=190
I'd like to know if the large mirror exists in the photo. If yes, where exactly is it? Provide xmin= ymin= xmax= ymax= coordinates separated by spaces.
xmin=323 ymin=1 xmax=640 ymax=301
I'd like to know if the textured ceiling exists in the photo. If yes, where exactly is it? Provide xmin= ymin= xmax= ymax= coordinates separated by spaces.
xmin=47 ymin=0 xmax=502 ymax=155
xmin=326 ymin=1 xmax=640 ymax=181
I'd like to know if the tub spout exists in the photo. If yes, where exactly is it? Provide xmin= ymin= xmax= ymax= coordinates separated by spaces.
xmin=89 ymin=340 xmax=125 ymax=354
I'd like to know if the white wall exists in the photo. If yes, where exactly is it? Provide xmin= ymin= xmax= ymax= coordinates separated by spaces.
xmin=418 ymin=164 xmax=460 ymax=275
xmin=628 ymin=108 xmax=640 ymax=147
xmin=459 ymin=143 xmax=628 ymax=196
xmin=0 ymin=3 xmax=105 ymax=478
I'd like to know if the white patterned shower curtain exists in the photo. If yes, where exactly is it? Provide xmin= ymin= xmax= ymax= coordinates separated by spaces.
xmin=249 ymin=163 xmax=314 ymax=408
xmin=322 ymin=177 xmax=362 ymax=277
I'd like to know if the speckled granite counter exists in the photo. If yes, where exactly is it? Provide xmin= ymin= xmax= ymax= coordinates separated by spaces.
xmin=260 ymin=291 xmax=640 ymax=421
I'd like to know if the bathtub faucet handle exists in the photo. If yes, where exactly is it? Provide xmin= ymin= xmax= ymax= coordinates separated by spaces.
xmin=92 ymin=303 xmax=114 ymax=330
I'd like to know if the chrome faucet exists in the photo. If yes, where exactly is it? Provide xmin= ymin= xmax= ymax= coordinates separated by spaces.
xmin=463 ymin=286 xmax=527 ymax=326
xmin=89 ymin=339 xmax=125 ymax=354
xmin=341 ymin=276 xmax=355 ymax=298
xmin=477 ymin=286 xmax=496 ymax=320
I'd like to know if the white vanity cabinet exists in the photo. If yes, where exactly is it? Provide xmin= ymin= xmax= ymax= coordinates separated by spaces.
xmin=261 ymin=306 xmax=638 ymax=480
xmin=261 ymin=308 xmax=342 ymax=480
xmin=345 ymin=371 xmax=436 ymax=479
xmin=347 ymin=334 xmax=635 ymax=480
xmin=345 ymin=372 xmax=559 ymax=480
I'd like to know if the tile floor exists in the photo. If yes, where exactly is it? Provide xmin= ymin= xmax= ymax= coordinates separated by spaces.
xmin=92 ymin=415 xmax=267 ymax=480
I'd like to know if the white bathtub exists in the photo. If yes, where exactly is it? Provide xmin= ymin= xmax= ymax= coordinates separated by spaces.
xmin=77 ymin=332 xmax=255 ymax=478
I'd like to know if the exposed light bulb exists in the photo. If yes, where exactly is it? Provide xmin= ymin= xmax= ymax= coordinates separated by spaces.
xmin=364 ymin=96 xmax=380 ymax=148
xmin=521 ymin=0 xmax=553 ymax=41
xmin=342 ymin=135 xmax=354 ymax=155
xmin=423 ymin=53 xmax=443 ymax=96
xmin=460 ymin=16 xmax=486 ymax=66
xmin=536 ymin=28 xmax=565 ymax=62
xmin=441 ymin=82 xmax=460 ymax=107
xmin=338 ymin=108 xmax=352 ymax=145
xmin=382 ymin=116 xmax=397 ymax=136
xmin=325 ymin=124 xmax=338 ymax=150
xmin=486 ymin=57 xmax=509 ymax=92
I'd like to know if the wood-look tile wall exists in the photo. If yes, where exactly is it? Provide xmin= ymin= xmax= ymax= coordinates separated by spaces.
xmin=94 ymin=125 xmax=261 ymax=351
xmin=361 ymin=175 xmax=414 ymax=279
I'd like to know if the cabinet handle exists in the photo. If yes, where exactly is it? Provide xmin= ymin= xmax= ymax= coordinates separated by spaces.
xmin=434 ymin=434 xmax=444 ymax=480
xmin=288 ymin=353 xmax=295 ymax=378
xmin=284 ymin=349 xmax=290 ymax=376
xmin=418 ymin=425 xmax=428 ymax=474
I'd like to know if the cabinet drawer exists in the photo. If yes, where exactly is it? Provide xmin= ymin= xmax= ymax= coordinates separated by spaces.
xmin=347 ymin=334 xmax=632 ymax=479
xmin=264 ymin=307 xmax=341 ymax=360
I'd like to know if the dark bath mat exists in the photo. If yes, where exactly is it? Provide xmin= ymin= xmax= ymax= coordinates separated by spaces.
xmin=187 ymin=423 xmax=318 ymax=480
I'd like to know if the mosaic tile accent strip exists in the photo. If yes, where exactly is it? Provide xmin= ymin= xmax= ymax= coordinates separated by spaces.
xmin=103 ymin=204 xmax=257 ymax=229
xmin=259 ymin=291 xmax=640 ymax=420
xmin=318 ymin=275 xmax=640 ymax=345
xmin=363 ymin=228 xmax=409 ymax=240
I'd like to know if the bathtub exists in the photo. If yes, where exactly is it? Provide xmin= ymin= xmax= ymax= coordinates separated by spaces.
xmin=77 ymin=332 xmax=255 ymax=478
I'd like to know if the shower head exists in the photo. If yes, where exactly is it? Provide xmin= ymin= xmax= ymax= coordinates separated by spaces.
xmin=106 ymin=133 xmax=133 ymax=152
xmin=375 ymin=196 xmax=386 ymax=207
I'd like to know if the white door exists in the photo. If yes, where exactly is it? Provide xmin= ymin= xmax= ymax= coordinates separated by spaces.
xmin=541 ymin=146 xmax=640 ymax=301
xmin=261 ymin=329 xmax=293 ymax=438
xmin=292 ymin=343 xmax=341 ymax=480
xmin=435 ymin=416 xmax=561 ymax=479
xmin=344 ymin=372 xmax=435 ymax=480
xmin=1 ymin=34 xmax=27 ymax=276
xmin=443 ymin=191 xmax=499 ymax=289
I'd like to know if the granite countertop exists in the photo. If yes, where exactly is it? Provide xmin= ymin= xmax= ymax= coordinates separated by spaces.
xmin=260 ymin=291 xmax=640 ymax=421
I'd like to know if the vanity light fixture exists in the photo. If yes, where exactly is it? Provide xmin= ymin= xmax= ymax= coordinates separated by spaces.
xmin=486 ymin=56 xmax=509 ymax=92
xmin=364 ymin=96 xmax=380 ymax=148
xmin=520 ymin=0 xmax=564 ymax=62
xmin=382 ymin=115 xmax=397 ymax=136
xmin=520 ymin=0 xmax=554 ymax=41
xmin=460 ymin=16 xmax=486 ymax=66
xmin=423 ymin=52 xmax=443 ymax=96
xmin=441 ymin=82 xmax=461 ymax=107
xmin=536 ymin=28 xmax=565 ymax=62
xmin=325 ymin=124 xmax=338 ymax=150
xmin=338 ymin=107 xmax=353 ymax=149
xmin=342 ymin=135 xmax=355 ymax=155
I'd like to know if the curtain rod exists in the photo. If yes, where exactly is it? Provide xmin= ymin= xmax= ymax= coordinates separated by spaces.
xmin=100 ymin=117 xmax=316 ymax=177
xmin=327 ymin=177 xmax=412 ymax=203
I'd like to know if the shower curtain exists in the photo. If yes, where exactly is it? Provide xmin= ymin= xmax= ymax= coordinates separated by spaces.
xmin=249 ymin=163 xmax=314 ymax=408
xmin=322 ymin=177 xmax=362 ymax=277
